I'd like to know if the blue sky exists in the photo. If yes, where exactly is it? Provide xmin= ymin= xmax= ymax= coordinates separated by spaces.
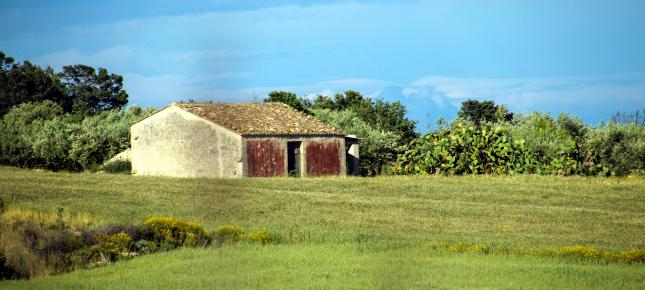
xmin=2 ymin=0 xmax=644 ymax=132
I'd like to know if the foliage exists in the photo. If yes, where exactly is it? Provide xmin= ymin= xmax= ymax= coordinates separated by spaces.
xmin=587 ymin=122 xmax=645 ymax=176
xmin=94 ymin=232 xmax=132 ymax=260
xmin=58 ymin=65 xmax=128 ymax=115
xmin=0 ymin=209 xmax=212 ymax=280
xmin=1 ymin=168 xmax=644 ymax=287
xmin=245 ymin=230 xmax=274 ymax=245
xmin=0 ymin=103 xmax=155 ymax=171
xmin=143 ymin=217 xmax=209 ymax=250
xmin=611 ymin=248 xmax=645 ymax=263
xmin=393 ymin=121 xmax=538 ymax=175
xmin=396 ymin=111 xmax=644 ymax=176
xmin=0 ymin=51 xmax=129 ymax=117
xmin=557 ymin=245 xmax=602 ymax=259
xmin=101 ymin=160 xmax=131 ymax=174
xmin=264 ymin=91 xmax=308 ymax=113
xmin=610 ymin=108 xmax=645 ymax=125
xmin=306 ymin=90 xmax=418 ymax=144
xmin=312 ymin=109 xmax=400 ymax=175
xmin=213 ymin=225 xmax=244 ymax=246
xmin=67 ymin=108 xmax=151 ymax=169
xmin=457 ymin=99 xmax=513 ymax=125
xmin=0 ymin=52 xmax=66 ymax=117
xmin=422 ymin=241 xmax=644 ymax=264
xmin=0 ymin=210 xmax=88 ymax=278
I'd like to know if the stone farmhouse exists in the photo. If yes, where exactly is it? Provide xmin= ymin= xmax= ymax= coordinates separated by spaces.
xmin=130 ymin=102 xmax=360 ymax=178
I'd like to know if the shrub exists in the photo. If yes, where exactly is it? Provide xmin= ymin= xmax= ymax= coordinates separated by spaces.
xmin=396 ymin=112 xmax=644 ymax=176
xmin=394 ymin=121 xmax=537 ymax=175
xmin=213 ymin=225 xmax=244 ymax=246
xmin=611 ymin=249 xmax=645 ymax=263
xmin=0 ymin=217 xmax=69 ymax=278
xmin=557 ymin=245 xmax=602 ymax=259
xmin=587 ymin=123 xmax=645 ymax=176
xmin=134 ymin=240 xmax=156 ymax=254
xmin=245 ymin=230 xmax=274 ymax=245
xmin=68 ymin=106 xmax=155 ymax=170
xmin=101 ymin=160 xmax=131 ymax=174
xmin=143 ymin=217 xmax=209 ymax=250
xmin=0 ymin=211 xmax=215 ymax=280
xmin=94 ymin=232 xmax=132 ymax=260
xmin=0 ymin=103 xmax=155 ymax=171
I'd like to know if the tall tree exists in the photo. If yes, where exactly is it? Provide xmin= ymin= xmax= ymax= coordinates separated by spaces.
xmin=58 ymin=64 xmax=128 ymax=114
xmin=264 ymin=91 xmax=307 ymax=113
xmin=0 ymin=51 xmax=66 ymax=116
xmin=308 ymin=90 xmax=418 ymax=143
xmin=458 ymin=99 xmax=512 ymax=125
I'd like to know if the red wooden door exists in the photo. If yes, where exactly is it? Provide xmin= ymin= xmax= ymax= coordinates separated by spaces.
xmin=306 ymin=140 xmax=340 ymax=176
xmin=246 ymin=140 xmax=285 ymax=177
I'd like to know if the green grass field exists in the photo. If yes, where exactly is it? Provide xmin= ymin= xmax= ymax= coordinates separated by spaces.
xmin=0 ymin=166 xmax=644 ymax=289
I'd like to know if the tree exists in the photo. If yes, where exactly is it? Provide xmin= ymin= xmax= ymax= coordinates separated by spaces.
xmin=264 ymin=91 xmax=308 ymax=113
xmin=0 ymin=51 xmax=66 ymax=117
xmin=311 ymin=109 xmax=400 ymax=175
xmin=610 ymin=109 xmax=645 ymax=126
xmin=458 ymin=99 xmax=512 ymax=125
xmin=307 ymin=90 xmax=418 ymax=143
xmin=58 ymin=64 xmax=128 ymax=115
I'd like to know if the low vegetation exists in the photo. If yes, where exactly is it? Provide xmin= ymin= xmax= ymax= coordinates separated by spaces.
xmin=0 ymin=167 xmax=643 ymax=289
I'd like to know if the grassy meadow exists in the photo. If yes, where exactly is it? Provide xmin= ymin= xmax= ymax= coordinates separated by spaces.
xmin=0 ymin=166 xmax=644 ymax=289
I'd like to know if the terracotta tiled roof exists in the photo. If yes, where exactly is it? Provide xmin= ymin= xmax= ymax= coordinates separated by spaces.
xmin=174 ymin=102 xmax=344 ymax=136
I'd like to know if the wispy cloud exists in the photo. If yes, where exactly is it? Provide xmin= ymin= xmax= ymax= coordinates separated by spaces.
xmin=35 ymin=45 xmax=136 ymax=70
xmin=407 ymin=74 xmax=645 ymax=117
xmin=126 ymin=72 xmax=645 ymax=128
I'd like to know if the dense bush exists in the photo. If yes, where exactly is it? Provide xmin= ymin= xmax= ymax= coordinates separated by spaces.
xmin=213 ymin=225 xmax=244 ymax=246
xmin=101 ymin=160 xmax=132 ymax=174
xmin=394 ymin=113 xmax=644 ymax=176
xmin=143 ymin=217 xmax=210 ymax=250
xmin=393 ymin=121 xmax=537 ymax=175
xmin=0 ymin=102 xmax=155 ymax=171
xmin=312 ymin=109 xmax=400 ymax=175
xmin=587 ymin=123 xmax=644 ymax=176
xmin=245 ymin=230 xmax=274 ymax=245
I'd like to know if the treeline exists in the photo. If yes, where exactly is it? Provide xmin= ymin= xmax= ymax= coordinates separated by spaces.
xmin=264 ymin=91 xmax=418 ymax=175
xmin=266 ymin=94 xmax=644 ymax=177
xmin=394 ymin=101 xmax=644 ymax=176
xmin=0 ymin=51 xmax=154 ymax=171
xmin=2 ymin=50 xmax=642 ymax=176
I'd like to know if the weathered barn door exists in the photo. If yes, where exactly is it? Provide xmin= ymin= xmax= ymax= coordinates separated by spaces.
xmin=306 ymin=140 xmax=340 ymax=176
xmin=246 ymin=140 xmax=285 ymax=177
xmin=287 ymin=141 xmax=301 ymax=177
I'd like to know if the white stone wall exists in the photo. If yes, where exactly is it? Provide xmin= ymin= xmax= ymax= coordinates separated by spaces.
xmin=130 ymin=106 xmax=243 ymax=178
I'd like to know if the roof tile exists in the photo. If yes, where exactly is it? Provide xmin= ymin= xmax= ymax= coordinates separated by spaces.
xmin=174 ymin=102 xmax=344 ymax=136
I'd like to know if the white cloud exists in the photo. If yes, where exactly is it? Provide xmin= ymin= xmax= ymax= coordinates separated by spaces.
xmin=405 ymin=74 xmax=645 ymax=123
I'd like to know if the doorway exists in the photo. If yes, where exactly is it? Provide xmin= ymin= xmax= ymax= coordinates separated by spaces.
xmin=287 ymin=141 xmax=301 ymax=177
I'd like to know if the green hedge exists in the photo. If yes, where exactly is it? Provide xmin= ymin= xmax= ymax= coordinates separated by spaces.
xmin=393 ymin=114 xmax=644 ymax=176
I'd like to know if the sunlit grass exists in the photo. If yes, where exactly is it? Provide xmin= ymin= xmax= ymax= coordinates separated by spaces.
xmin=0 ymin=166 xmax=643 ymax=289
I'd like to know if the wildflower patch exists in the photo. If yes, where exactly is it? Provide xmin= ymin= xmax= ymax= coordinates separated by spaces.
xmin=420 ymin=241 xmax=645 ymax=264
